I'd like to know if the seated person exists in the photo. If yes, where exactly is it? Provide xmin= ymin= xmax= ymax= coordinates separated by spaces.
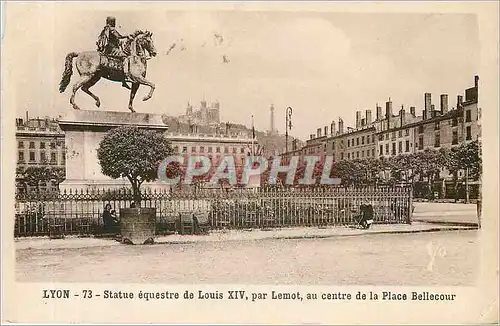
xmin=103 ymin=204 xmax=119 ymax=233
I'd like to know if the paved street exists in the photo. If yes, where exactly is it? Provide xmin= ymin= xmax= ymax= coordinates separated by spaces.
xmin=17 ymin=230 xmax=478 ymax=285
xmin=413 ymin=202 xmax=478 ymax=225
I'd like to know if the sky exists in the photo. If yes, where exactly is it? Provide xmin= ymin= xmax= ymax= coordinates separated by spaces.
xmin=6 ymin=4 xmax=479 ymax=140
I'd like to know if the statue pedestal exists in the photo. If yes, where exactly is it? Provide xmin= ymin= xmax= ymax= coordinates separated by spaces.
xmin=58 ymin=110 xmax=170 ymax=193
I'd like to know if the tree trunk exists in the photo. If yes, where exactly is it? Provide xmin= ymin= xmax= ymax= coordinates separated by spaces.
xmin=465 ymin=167 xmax=469 ymax=204
xmin=131 ymin=180 xmax=141 ymax=207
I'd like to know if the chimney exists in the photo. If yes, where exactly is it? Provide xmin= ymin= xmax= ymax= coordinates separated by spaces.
xmin=324 ymin=126 xmax=328 ymax=137
xmin=474 ymin=75 xmax=479 ymax=88
xmin=424 ymin=93 xmax=432 ymax=118
xmin=330 ymin=121 xmax=336 ymax=135
xmin=310 ymin=134 xmax=315 ymax=140
xmin=376 ymin=104 xmax=382 ymax=121
xmin=410 ymin=106 xmax=416 ymax=117
xmin=338 ymin=118 xmax=344 ymax=134
xmin=399 ymin=106 xmax=405 ymax=126
xmin=431 ymin=104 xmax=436 ymax=118
xmin=386 ymin=99 xmax=393 ymax=129
xmin=422 ymin=110 xmax=427 ymax=120
xmin=440 ymin=94 xmax=449 ymax=114
xmin=457 ymin=95 xmax=463 ymax=108
xmin=25 ymin=111 xmax=29 ymax=122
xmin=355 ymin=111 xmax=362 ymax=128
xmin=365 ymin=109 xmax=372 ymax=125
xmin=317 ymin=128 xmax=322 ymax=138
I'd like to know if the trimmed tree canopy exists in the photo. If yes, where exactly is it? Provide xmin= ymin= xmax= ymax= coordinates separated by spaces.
xmin=97 ymin=126 xmax=173 ymax=203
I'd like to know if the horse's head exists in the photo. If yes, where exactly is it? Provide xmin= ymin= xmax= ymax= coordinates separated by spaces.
xmin=137 ymin=30 xmax=157 ymax=58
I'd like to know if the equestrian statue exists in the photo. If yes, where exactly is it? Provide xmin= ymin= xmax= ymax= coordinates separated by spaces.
xmin=59 ymin=16 xmax=157 ymax=112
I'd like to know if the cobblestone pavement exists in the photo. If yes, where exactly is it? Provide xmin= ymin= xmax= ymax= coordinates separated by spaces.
xmin=16 ymin=230 xmax=479 ymax=285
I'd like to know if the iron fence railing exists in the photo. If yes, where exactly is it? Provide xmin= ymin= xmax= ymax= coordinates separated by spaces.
xmin=14 ymin=185 xmax=412 ymax=237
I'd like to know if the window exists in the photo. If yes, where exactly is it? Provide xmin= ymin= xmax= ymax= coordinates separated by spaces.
xmin=362 ymin=136 xmax=365 ymax=145
xmin=216 ymin=147 xmax=220 ymax=153
xmin=366 ymin=150 xmax=369 ymax=157
xmin=356 ymin=138 xmax=359 ymax=146
xmin=385 ymin=133 xmax=389 ymax=140
xmin=372 ymin=149 xmax=375 ymax=157
xmin=51 ymin=152 xmax=57 ymax=162
xmin=341 ymin=153 xmax=344 ymax=160
xmin=347 ymin=153 xmax=350 ymax=159
xmin=332 ymin=154 xmax=336 ymax=162
xmin=182 ymin=146 xmax=187 ymax=153
xmin=40 ymin=142 xmax=46 ymax=149
xmin=466 ymin=110 xmax=471 ymax=122
xmin=18 ymin=152 xmax=24 ymax=162
xmin=372 ymin=135 xmax=375 ymax=143
xmin=61 ymin=153 xmax=66 ymax=164
xmin=191 ymin=146 xmax=197 ymax=153
xmin=332 ymin=142 xmax=336 ymax=150
xmin=347 ymin=139 xmax=350 ymax=147
xmin=378 ymin=135 xmax=383 ymax=141
xmin=405 ymin=141 xmax=409 ymax=152
xmin=200 ymin=146 xmax=205 ymax=153
xmin=362 ymin=151 xmax=365 ymax=158
xmin=466 ymin=126 xmax=472 ymax=140
xmin=231 ymin=147 xmax=236 ymax=154
xmin=385 ymin=144 xmax=389 ymax=155
xmin=224 ymin=147 xmax=229 ymax=153
xmin=29 ymin=151 xmax=35 ymax=162
xmin=398 ymin=141 xmax=402 ymax=153
xmin=356 ymin=151 xmax=359 ymax=158
xmin=392 ymin=143 xmax=396 ymax=155
xmin=398 ymin=130 xmax=403 ymax=138
xmin=240 ymin=147 xmax=245 ymax=154
xmin=452 ymin=130 xmax=458 ymax=145
xmin=418 ymin=136 xmax=423 ymax=150
xmin=435 ymin=122 xmax=440 ymax=130
xmin=418 ymin=126 xmax=424 ymax=134
xmin=174 ymin=146 xmax=179 ymax=153
xmin=18 ymin=141 xmax=24 ymax=149
xmin=380 ymin=145 xmax=383 ymax=156
xmin=452 ymin=117 xmax=458 ymax=127
xmin=434 ymin=132 xmax=440 ymax=147
xmin=208 ymin=147 xmax=213 ymax=153
xmin=392 ymin=132 xmax=396 ymax=140
xmin=29 ymin=141 xmax=35 ymax=149
xmin=366 ymin=136 xmax=370 ymax=144
xmin=405 ymin=129 xmax=409 ymax=136
xmin=50 ymin=142 xmax=56 ymax=149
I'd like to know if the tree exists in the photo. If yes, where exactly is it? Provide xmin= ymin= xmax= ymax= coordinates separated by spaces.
xmin=24 ymin=166 xmax=52 ymax=192
xmin=449 ymin=141 xmax=482 ymax=203
xmin=412 ymin=149 xmax=445 ymax=199
xmin=97 ymin=126 xmax=174 ymax=205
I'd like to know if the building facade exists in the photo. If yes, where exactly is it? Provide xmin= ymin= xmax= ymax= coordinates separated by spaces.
xmin=280 ymin=75 xmax=481 ymax=172
xmin=15 ymin=115 xmax=66 ymax=193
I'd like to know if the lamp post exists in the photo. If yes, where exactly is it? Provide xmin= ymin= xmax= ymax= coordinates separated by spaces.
xmin=285 ymin=107 xmax=293 ymax=154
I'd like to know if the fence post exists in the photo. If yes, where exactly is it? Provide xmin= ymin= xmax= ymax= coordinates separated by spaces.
xmin=408 ymin=185 xmax=413 ymax=224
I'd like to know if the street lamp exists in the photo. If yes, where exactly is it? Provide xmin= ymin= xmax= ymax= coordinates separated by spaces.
xmin=285 ymin=107 xmax=293 ymax=154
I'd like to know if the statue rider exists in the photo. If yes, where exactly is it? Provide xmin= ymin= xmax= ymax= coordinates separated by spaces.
xmin=96 ymin=16 xmax=131 ymax=89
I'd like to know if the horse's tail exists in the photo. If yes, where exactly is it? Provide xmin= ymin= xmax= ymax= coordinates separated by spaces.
xmin=59 ymin=52 xmax=79 ymax=93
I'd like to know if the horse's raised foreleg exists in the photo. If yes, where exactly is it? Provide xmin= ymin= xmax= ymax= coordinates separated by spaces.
xmin=128 ymin=83 xmax=140 ymax=113
xmin=81 ymin=74 xmax=102 ymax=108
xmin=130 ymin=75 xmax=155 ymax=102
xmin=70 ymin=74 xmax=94 ymax=110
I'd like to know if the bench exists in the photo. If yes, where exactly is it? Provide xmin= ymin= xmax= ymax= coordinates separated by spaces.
xmin=49 ymin=224 xmax=65 ymax=239
xmin=193 ymin=211 xmax=210 ymax=235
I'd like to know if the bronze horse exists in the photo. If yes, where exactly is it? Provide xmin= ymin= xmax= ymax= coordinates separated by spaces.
xmin=59 ymin=30 xmax=157 ymax=112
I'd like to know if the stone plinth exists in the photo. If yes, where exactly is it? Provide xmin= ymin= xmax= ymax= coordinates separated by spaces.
xmin=58 ymin=110 xmax=169 ymax=192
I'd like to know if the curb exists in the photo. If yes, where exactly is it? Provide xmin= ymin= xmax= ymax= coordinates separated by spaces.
xmin=412 ymin=219 xmax=479 ymax=227
xmin=153 ymin=226 xmax=478 ymax=245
